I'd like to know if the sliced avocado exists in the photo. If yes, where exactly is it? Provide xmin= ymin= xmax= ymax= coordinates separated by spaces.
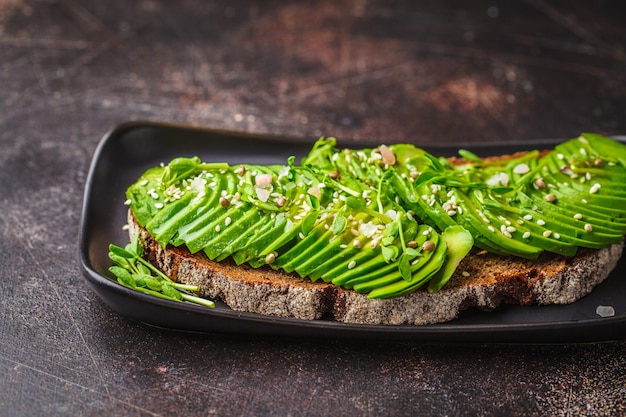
xmin=334 ymin=224 xmax=432 ymax=288
xmin=428 ymin=225 xmax=474 ymax=292
xmin=366 ymin=234 xmax=448 ymax=299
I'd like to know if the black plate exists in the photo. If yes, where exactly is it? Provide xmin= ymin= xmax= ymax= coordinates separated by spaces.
xmin=79 ymin=121 xmax=626 ymax=343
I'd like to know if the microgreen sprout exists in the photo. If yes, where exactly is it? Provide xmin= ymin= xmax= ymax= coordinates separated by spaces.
xmin=108 ymin=235 xmax=215 ymax=308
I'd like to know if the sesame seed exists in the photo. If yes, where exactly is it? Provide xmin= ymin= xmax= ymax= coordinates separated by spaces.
xmin=590 ymin=183 xmax=601 ymax=194
xmin=215 ymin=225 xmax=221 ymax=232
xmin=522 ymin=231 xmax=531 ymax=239
xmin=537 ymin=219 xmax=546 ymax=226
xmin=574 ymin=213 xmax=583 ymax=220
xmin=348 ymin=260 xmax=356 ymax=269
xmin=534 ymin=178 xmax=546 ymax=189
xmin=513 ymin=163 xmax=530 ymax=174
xmin=265 ymin=252 xmax=276 ymax=264
xmin=543 ymin=230 xmax=552 ymax=238
xmin=298 ymin=232 xmax=305 ymax=239
xmin=523 ymin=214 xmax=533 ymax=221
xmin=488 ymin=225 xmax=496 ymax=233
xmin=447 ymin=210 xmax=457 ymax=216
xmin=155 ymin=202 xmax=163 ymax=209
xmin=461 ymin=271 xmax=471 ymax=277
xmin=582 ymin=199 xmax=588 ymax=204
xmin=544 ymin=193 xmax=557 ymax=202
xmin=422 ymin=240 xmax=436 ymax=251
xmin=224 ymin=217 xmax=232 ymax=226
xmin=554 ymin=233 xmax=560 ymax=239
xmin=584 ymin=223 xmax=593 ymax=232
xmin=140 ymin=180 xmax=149 ymax=186
xmin=506 ymin=226 xmax=517 ymax=233
xmin=219 ymin=197 xmax=230 ymax=208
xmin=124 ymin=199 xmax=132 ymax=206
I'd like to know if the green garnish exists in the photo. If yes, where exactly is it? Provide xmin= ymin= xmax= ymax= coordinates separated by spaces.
xmin=108 ymin=235 xmax=215 ymax=308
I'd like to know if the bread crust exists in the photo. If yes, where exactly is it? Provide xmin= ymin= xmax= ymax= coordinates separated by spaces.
xmin=128 ymin=211 xmax=623 ymax=325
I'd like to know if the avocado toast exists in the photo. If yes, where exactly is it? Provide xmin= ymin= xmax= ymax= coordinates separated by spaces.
xmin=117 ymin=133 xmax=626 ymax=325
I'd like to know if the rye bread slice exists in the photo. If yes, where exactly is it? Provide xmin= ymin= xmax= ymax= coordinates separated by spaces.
xmin=128 ymin=211 xmax=623 ymax=325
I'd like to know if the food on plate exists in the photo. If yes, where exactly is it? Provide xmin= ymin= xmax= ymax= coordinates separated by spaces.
xmin=112 ymin=133 xmax=626 ymax=324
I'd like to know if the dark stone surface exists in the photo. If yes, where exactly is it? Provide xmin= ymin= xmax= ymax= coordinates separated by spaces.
xmin=1 ymin=1 xmax=625 ymax=416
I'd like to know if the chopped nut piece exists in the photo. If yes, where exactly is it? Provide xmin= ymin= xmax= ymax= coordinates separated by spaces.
xmin=255 ymin=173 xmax=273 ymax=185
xmin=379 ymin=144 xmax=396 ymax=165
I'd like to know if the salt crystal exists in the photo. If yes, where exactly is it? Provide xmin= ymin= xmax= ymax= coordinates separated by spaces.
xmin=595 ymin=305 xmax=615 ymax=318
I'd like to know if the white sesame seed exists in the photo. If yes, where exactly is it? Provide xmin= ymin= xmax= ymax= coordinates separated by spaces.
xmin=155 ymin=202 xmax=163 ymax=209
xmin=582 ymin=199 xmax=588 ymax=204
xmin=353 ymin=239 xmax=362 ymax=248
xmin=124 ymin=199 xmax=132 ymax=206
xmin=298 ymin=232 xmax=305 ymax=239
xmin=348 ymin=260 xmax=356 ymax=269
xmin=488 ymin=225 xmax=496 ymax=233
xmin=265 ymin=252 xmax=276 ymax=264
xmin=522 ymin=231 xmax=531 ymax=239
xmin=506 ymin=226 xmax=517 ymax=233
xmin=523 ymin=214 xmax=533 ymax=221
xmin=543 ymin=230 xmax=552 ymax=238
xmin=215 ymin=225 xmax=221 ymax=232
xmin=554 ymin=233 xmax=560 ymax=239
xmin=140 ymin=180 xmax=149 ymax=186
xmin=537 ymin=219 xmax=546 ymax=226
xmin=584 ymin=223 xmax=593 ymax=232
xmin=447 ymin=210 xmax=457 ymax=216
xmin=574 ymin=213 xmax=583 ymax=220
xmin=224 ymin=217 xmax=232 ymax=226
xmin=513 ymin=163 xmax=530 ymax=174
xmin=590 ymin=183 xmax=601 ymax=194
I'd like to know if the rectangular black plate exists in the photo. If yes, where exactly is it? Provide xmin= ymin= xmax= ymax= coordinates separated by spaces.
xmin=79 ymin=121 xmax=626 ymax=343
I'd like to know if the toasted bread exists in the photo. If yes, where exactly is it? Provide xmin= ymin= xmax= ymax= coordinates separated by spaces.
xmin=128 ymin=210 xmax=623 ymax=325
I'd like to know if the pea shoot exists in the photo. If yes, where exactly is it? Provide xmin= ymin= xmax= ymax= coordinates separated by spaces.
xmin=108 ymin=235 xmax=215 ymax=308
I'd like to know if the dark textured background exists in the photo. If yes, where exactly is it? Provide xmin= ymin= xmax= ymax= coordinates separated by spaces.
xmin=1 ymin=1 xmax=625 ymax=416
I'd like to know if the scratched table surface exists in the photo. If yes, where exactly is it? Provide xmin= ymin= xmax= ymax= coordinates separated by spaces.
xmin=1 ymin=1 xmax=626 ymax=416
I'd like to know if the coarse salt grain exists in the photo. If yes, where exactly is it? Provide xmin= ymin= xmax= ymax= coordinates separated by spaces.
xmin=596 ymin=305 xmax=615 ymax=318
